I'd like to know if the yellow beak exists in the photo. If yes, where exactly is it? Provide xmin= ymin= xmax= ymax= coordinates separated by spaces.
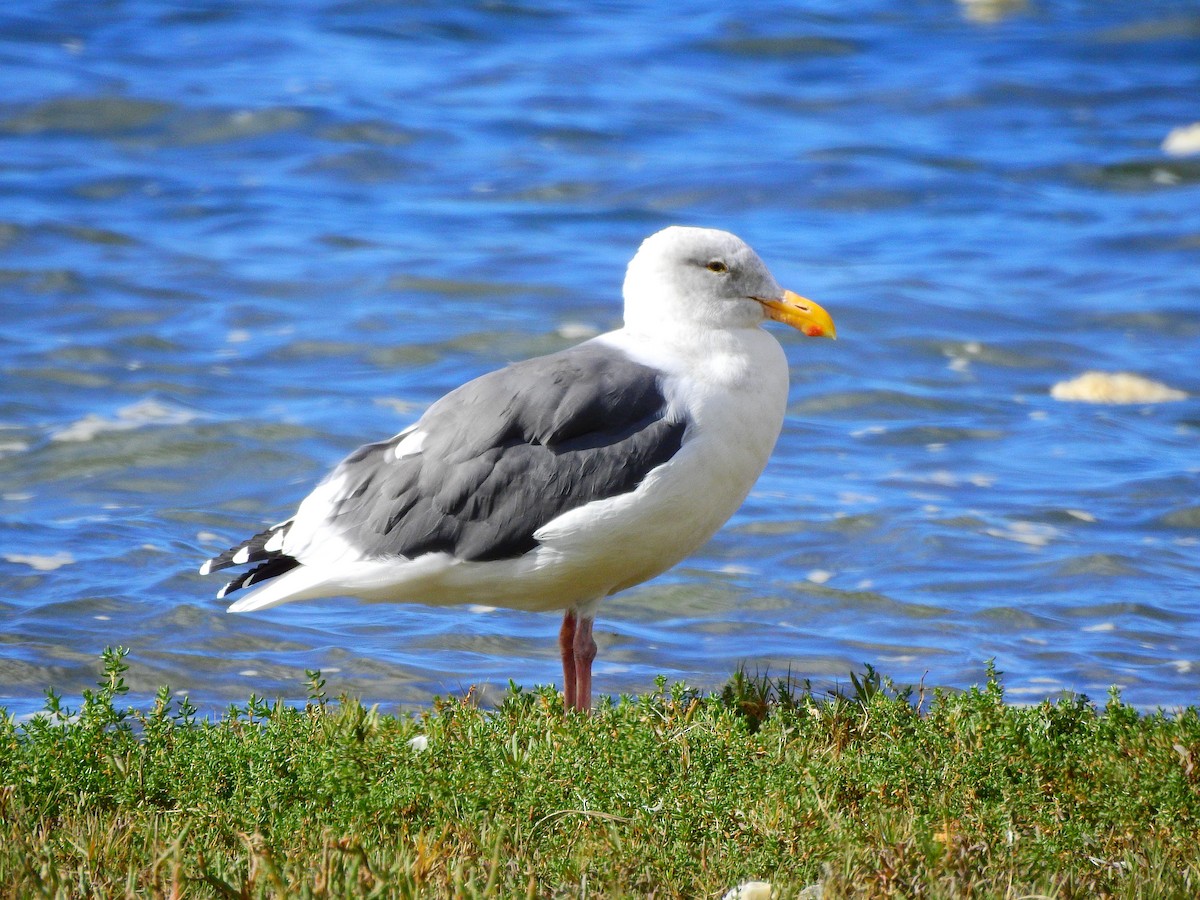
xmin=757 ymin=290 xmax=837 ymax=339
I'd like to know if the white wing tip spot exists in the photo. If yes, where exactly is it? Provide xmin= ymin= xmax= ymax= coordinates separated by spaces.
xmin=393 ymin=430 xmax=426 ymax=459
xmin=199 ymin=559 xmax=213 ymax=576
xmin=232 ymin=547 xmax=251 ymax=565
xmin=264 ymin=530 xmax=285 ymax=553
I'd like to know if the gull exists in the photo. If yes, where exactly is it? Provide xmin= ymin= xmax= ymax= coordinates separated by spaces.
xmin=200 ymin=226 xmax=836 ymax=711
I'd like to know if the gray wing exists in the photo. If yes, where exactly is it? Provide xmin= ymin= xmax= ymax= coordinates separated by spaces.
xmin=303 ymin=343 xmax=686 ymax=563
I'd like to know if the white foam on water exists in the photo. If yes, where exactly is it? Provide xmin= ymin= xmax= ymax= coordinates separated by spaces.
xmin=50 ymin=398 xmax=199 ymax=442
xmin=5 ymin=552 xmax=75 ymax=571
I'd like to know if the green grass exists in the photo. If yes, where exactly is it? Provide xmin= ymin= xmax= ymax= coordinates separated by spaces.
xmin=2 ymin=649 xmax=1199 ymax=898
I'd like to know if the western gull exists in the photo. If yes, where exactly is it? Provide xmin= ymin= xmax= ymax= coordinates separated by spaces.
xmin=200 ymin=226 xmax=836 ymax=711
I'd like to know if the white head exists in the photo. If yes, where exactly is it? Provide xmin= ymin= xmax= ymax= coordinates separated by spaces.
xmin=621 ymin=226 xmax=835 ymax=341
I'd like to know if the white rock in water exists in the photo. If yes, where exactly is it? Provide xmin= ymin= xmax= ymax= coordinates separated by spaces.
xmin=1162 ymin=122 xmax=1200 ymax=158
xmin=956 ymin=0 xmax=1026 ymax=24
xmin=1051 ymin=372 xmax=1187 ymax=405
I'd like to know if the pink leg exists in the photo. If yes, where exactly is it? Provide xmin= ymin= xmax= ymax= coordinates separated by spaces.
xmin=559 ymin=611 xmax=577 ymax=711
xmin=571 ymin=615 xmax=597 ymax=713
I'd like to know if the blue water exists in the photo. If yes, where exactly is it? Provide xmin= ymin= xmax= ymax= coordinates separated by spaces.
xmin=2 ymin=1 xmax=1198 ymax=717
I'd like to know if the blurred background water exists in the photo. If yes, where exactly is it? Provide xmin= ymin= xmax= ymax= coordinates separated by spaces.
xmin=1 ymin=0 xmax=1198 ymax=718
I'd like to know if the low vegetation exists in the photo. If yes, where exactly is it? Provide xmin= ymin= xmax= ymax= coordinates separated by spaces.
xmin=1 ymin=649 xmax=1198 ymax=898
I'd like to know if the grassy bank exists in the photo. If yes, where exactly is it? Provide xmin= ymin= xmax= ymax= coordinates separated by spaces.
xmin=1 ymin=649 xmax=1198 ymax=898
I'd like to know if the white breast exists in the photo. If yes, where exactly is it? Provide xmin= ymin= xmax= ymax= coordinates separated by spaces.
xmin=527 ymin=325 xmax=791 ymax=595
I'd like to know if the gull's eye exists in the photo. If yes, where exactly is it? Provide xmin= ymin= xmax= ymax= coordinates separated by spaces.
xmin=705 ymin=260 xmax=728 ymax=274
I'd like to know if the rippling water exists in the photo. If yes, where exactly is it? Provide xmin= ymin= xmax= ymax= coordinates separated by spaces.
xmin=2 ymin=1 xmax=1198 ymax=717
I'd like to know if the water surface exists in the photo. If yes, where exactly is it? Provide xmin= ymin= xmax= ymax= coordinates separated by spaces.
xmin=2 ymin=1 xmax=1198 ymax=716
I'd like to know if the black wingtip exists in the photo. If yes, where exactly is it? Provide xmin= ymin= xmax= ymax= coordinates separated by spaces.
xmin=214 ymin=556 xmax=302 ymax=599
xmin=200 ymin=520 xmax=294 ymax=577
